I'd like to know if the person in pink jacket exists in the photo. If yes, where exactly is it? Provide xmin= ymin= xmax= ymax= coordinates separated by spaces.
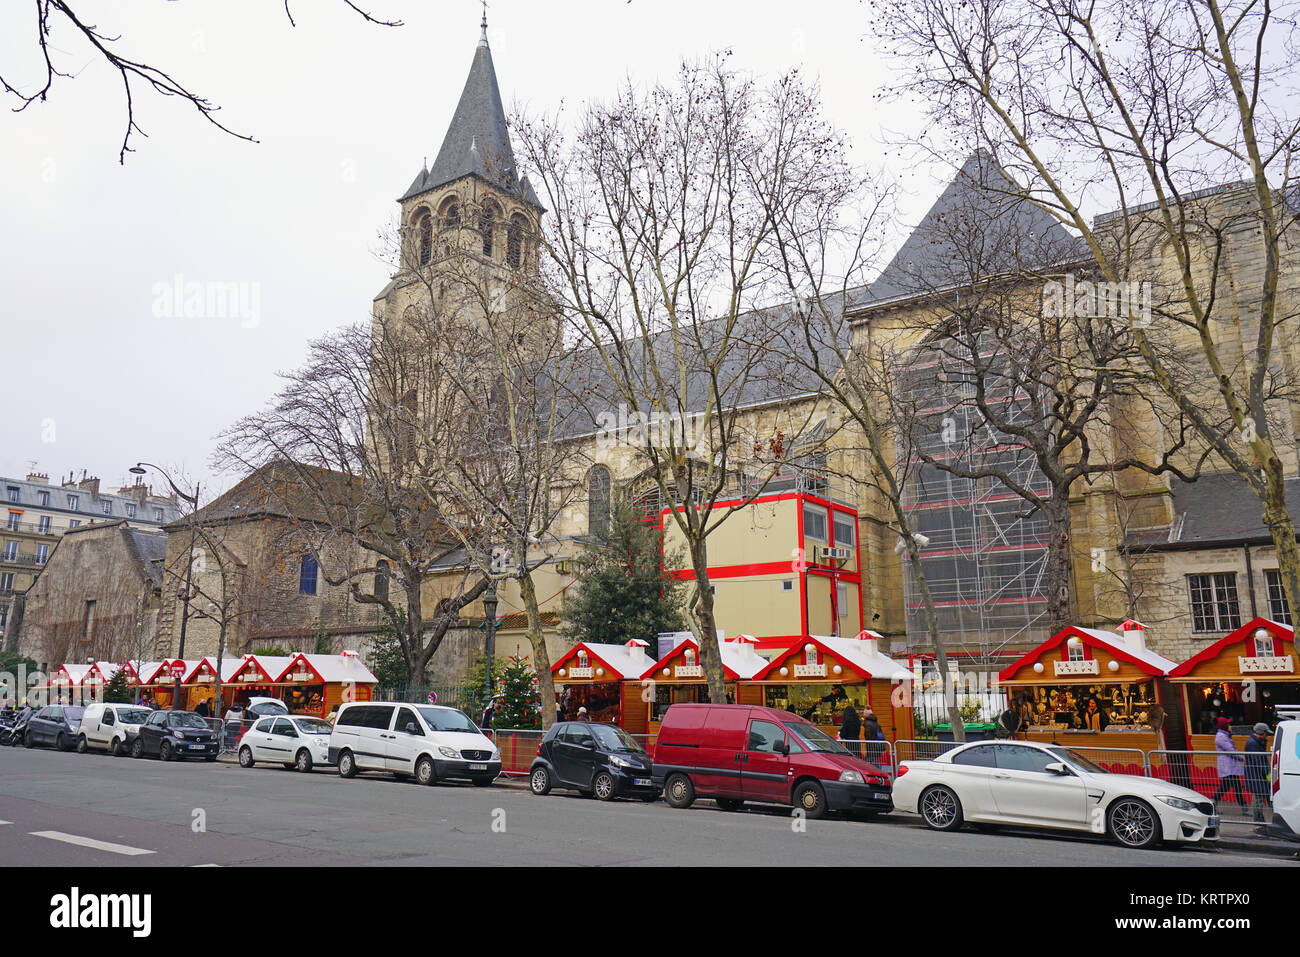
xmin=1212 ymin=716 xmax=1246 ymax=808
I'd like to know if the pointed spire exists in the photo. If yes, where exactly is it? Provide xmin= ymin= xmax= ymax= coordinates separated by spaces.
xmin=479 ymin=1 xmax=489 ymax=47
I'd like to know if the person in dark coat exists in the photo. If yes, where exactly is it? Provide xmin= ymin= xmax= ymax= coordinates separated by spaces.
xmin=838 ymin=705 xmax=862 ymax=758
xmin=1244 ymin=722 xmax=1271 ymax=824
xmin=862 ymin=712 xmax=886 ymax=766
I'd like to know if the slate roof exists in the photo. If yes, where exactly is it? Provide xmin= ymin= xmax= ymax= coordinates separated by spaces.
xmin=851 ymin=150 xmax=1083 ymax=311
xmin=1123 ymin=474 xmax=1300 ymax=550
xmin=126 ymin=527 xmax=167 ymax=587
xmin=400 ymin=27 xmax=541 ymax=209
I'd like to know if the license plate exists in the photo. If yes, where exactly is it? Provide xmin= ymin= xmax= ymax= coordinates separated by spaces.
xmin=634 ymin=778 xmax=653 ymax=787
xmin=469 ymin=763 xmax=488 ymax=771
xmin=872 ymin=792 xmax=890 ymax=801
xmin=188 ymin=744 xmax=205 ymax=750
xmin=1208 ymin=815 xmax=1220 ymax=828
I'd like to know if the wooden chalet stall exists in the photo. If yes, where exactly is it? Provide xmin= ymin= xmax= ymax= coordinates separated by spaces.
xmin=275 ymin=652 xmax=376 ymax=717
xmin=551 ymin=642 xmax=655 ymax=734
xmin=48 ymin=664 xmax=93 ymax=705
xmin=222 ymin=654 xmax=296 ymax=713
xmin=998 ymin=622 xmax=1181 ymax=759
xmin=139 ymin=659 xmax=190 ymax=708
xmin=1169 ymin=617 xmax=1300 ymax=750
xmin=752 ymin=632 xmax=915 ymax=743
xmin=639 ymin=635 xmax=770 ymax=735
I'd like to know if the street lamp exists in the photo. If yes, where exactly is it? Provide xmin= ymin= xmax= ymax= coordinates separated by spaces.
xmin=482 ymin=584 xmax=498 ymax=708
xmin=131 ymin=462 xmax=199 ymax=710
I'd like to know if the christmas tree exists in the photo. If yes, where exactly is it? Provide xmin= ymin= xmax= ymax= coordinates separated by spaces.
xmin=103 ymin=669 xmax=133 ymax=704
xmin=491 ymin=655 xmax=542 ymax=729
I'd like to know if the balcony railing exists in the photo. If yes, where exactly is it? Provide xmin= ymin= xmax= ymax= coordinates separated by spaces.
xmin=2 ymin=520 xmax=58 ymax=537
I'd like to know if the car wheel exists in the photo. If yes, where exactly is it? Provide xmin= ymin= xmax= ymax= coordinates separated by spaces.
xmin=664 ymin=773 xmax=695 ymax=809
xmin=793 ymin=781 xmax=828 ymax=820
xmin=338 ymin=750 xmax=357 ymax=778
xmin=415 ymin=755 xmax=437 ymax=786
xmin=109 ymin=738 xmax=122 ymax=757
xmin=295 ymin=749 xmax=313 ymax=773
xmin=530 ymin=766 xmax=553 ymax=795
xmin=919 ymin=785 xmax=964 ymax=832
xmin=131 ymin=737 xmax=145 ymax=759
xmin=76 ymin=734 xmax=89 ymax=754
xmin=1108 ymin=797 xmax=1161 ymax=849
xmin=159 ymin=740 xmax=174 ymax=762
xmin=716 ymin=798 xmax=745 ymax=812
xmin=593 ymin=771 xmax=616 ymax=801
xmin=56 ymin=733 xmax=67 ymax=752
xmin=238 ymin=746 xmax=255 ymax=768
xmin=23 ymin=733 xmax=33 ymax=749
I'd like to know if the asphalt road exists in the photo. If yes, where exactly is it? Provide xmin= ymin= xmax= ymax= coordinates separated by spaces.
xmin=0 ymin=747 xmax=1287 ymax=866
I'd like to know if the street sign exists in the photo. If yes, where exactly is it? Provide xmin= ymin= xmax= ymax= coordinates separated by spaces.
xmin=427 ymin=691 xmax=437 ymax=705
xmin=169 ymin=663 xmax=186 ymax=678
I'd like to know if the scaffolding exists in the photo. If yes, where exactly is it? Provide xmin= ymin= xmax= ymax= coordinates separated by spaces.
xmin=896 ymin=337 xmax=1052 ymax=662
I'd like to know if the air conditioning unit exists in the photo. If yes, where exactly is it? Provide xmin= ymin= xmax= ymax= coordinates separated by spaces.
xmin=817 ymin=545 xmax=852 ymax=564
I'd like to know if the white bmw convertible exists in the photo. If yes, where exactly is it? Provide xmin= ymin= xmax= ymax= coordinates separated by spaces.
xmin=892 ymin=740 xmax=1218 ymax=849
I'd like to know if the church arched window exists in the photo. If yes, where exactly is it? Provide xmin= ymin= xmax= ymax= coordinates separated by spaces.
xmin=413 ymin=207 xmax=433 ymax=266
xmin=506 ymin=213 xmax=527 ymax=269
xmin=588 ymin=465 xmax=611 ymax=540
xmin=440 ymin=197 xmax=461 ymax=230
xmin=480 ymin=201 xmax=500 ymax=258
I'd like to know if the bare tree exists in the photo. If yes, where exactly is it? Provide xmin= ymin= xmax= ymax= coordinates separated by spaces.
xmin=876 ymin=0 xmax=1300 ymax=626
xmin=1 ymin=1 xmax=400 ymax=162
xmin=514 ymin=57 xmax=842 ymax=704
xmin=215 ymin=321 xmax=491 ymax=698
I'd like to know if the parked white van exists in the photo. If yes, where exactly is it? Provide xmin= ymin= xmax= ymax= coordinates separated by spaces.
xmin=1269 ymin=718 xmax=1300 ymax=843
xmin=77 ymin=703 xmax=154 ymax=756
xmin=328 ymin=702 xmax=501 ymax=786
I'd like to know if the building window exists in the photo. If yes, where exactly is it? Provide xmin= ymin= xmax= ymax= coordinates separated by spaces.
xmin=0 ymin=605 xmax=7 ymax=628
xmin=36 ymin=544 xmax=49 ymax=564
xmin=5 ymin=512 xmax=19 ymax=531
xmin=832 ymin=512 xmax=856 ymax=548
xmin=299 ymin=554 xmax=319 ymax=595
xmin=782 ymin=579 xmax=794 ymax=592
xmin=1249 ymin=628 xmax=1278 ymax=657
xmin=0 ymin=573 xmax=13 ymax=593
xmin=835 ymin=582 xmax=849 ymax=635
xmin=5 ymin=487 xmax=18 ymax=504
xmin=153 ymin=507 xmax=164 ymax=522
xmin=82 ymin=599 xmax=96 ymax=641
xmin=37 ymin=491 xmax=49 ymax=507
xmin=375 ymin=559 xmax=390 ymax=601
xmin=588 ymin=466 xmax=611 ymax=540
xmin=1067 ymin=641 xmax=1087 ymax=661
xmin=1188 ymin=572 xmax=1241 ymax=633
xmin=37 ymin=516 xmax=51 ymax=534
xmin=101 ymin=500 xmax=112 ymax=514
xmin=69 ymin=520 xmax=80 ymax=529
xmin=803 ymin=503 xmax=828 ymax=542
xmin=480 ymin=203 xmax=497 ymax=258
xmin=124 ymin=503 xmax=136 ymax=518
xmin=506 ymin=213 xmax=526 ymax=269
xmin=1264 ymin=569 xmax=1292 ymax=626
xmin=414 ymin=207 xmax=433 ymax=266
xmin=2 ymin=542 xmax=16 ymax=562
xmin=67 ymin=494 xmax=79 ymax=511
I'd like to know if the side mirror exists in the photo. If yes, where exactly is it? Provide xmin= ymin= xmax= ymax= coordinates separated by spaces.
xmin=1044 ymin=762 xmax=1071 ymax=776
xmin=774 ymin=739 xmax=789 ymax=755
xmin=405 ymin=722 xmax=419 ymax=735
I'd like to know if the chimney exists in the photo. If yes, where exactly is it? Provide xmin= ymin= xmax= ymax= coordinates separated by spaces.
xmin=1118 ymin=619 xmax=1148 ymax=652
xmin=77 ymin=474 xmax=101 ymax=497
xmin=25 ymin=471 xmax=48 ymax=485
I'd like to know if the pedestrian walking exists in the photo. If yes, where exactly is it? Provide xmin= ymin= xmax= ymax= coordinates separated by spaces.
xmin=577 ymin=707 xmax=590 ymax=722
xmin=838 ymin=704 xmax=862 ymax=758
xmin=194 ymin=698 xmax=210 ymax=718
xmin=1244 ymin=722 xmax=1271 ymax=824
xmin=862 ymin=711 xmax=886 ymax=766
xmin=1212 ymin=716 xmax=1246 ymax=809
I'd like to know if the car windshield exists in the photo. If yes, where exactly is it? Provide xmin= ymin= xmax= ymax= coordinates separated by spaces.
xmin=293 ymin=718 xmax=332 ymax=735
xmin=1049 ymin=747 xmax=1106 ymax=774
xmin=64 ymin=707 xmax=85 ymax=721
xmin=788 ymin=722 xmax=851 ymax=755
xmin=118 ymin=709 xmax=151 ymax=724
xmin=170 ymin=713 xmax=209 ymax=729
xmin=415 ymin=707 xmax=480 ymax=733
xmin=589 ymin=725 xmax=644 ymax=752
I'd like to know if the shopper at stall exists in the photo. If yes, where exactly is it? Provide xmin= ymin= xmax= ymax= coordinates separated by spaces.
xmin=862 ymin=711 xmax=886 ymax=764
xmin=838 ymin=705 xmax=862 ymax=757
xmin=1245 ymin=722 xmax=1271 ymax=824
xmin=1212 ymin=716 xmax=1247 ymax=809
xmin=577 ymin=707 xmax=590 ymax=722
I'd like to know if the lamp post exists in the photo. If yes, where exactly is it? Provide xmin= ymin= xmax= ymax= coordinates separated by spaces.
xmin=482 ymin=583 xmax=498 ymax=709
xmin=130 ymin=463 xmax=199 ymax=710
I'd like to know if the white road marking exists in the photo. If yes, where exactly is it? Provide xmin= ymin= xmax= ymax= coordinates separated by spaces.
xmin=30 ymin=831 xmax=155 ymax=856
xmin=0 ymin=821 xmax=10 ymax=826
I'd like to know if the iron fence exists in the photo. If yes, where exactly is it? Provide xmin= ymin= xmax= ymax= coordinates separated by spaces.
xmin=1147 ymin=750 xmax=1273 ymax=825
xmin=839 ymin=739 xmax=896 ymax=778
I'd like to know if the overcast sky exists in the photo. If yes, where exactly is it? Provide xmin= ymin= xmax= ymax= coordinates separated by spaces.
xmin=1 ymin=0 xmax=949 ymax=498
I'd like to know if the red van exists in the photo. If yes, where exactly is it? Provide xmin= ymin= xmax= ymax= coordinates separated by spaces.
xmin=650 ymin=703 xmax=893 ymax=818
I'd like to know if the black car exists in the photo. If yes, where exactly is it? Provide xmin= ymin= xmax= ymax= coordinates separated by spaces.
xmin=132 ymin=710 xmax=218 ymax=761
xmin=25 ymin=706 xmax=85 ymax=751
xmin=529 ymin=722 xmax=659 ymax=801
